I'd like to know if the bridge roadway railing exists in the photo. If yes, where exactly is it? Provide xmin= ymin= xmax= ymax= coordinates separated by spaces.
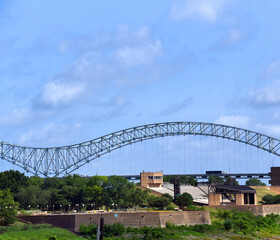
xmin=0 ymin=122 xmax=280 ymax=177
xmin=120 ymin=173 xmax=271 ymax=181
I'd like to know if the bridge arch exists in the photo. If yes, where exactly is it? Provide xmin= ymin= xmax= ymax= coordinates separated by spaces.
xmin=0 ymin=122 xmax=279 ymax=177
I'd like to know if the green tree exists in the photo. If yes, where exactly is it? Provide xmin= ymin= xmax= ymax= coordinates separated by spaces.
xmin=16 ymin=185 xmax=51 ymax=209
xmin=163 ymin=175 xmax=197 ymax=186
xmin=28 ymin=176 xmax=44 ymax=187
xmin=129 ymin=188 xmax=150 ymax=208
xmin=0 ymin=170 xmax=28 ymax=194
xmin=208 ymin=176 xmax=238 ymax=185
xmin=153 ymin=197 xmax=171 ymax=210
xmin=103 ymin=176 xmax=135 ymax=210
xmin=162 ymin=193 xmax=173 ymax=202
xmin=246 ymin=178 xmax=266 ymax=186
xmin=0 ymin=189 xmax=19 ymax=225
xmin=176 ymin=192 xmax=193 ymax=209
xmin=87 ymin=176 xmax=108 ymax=209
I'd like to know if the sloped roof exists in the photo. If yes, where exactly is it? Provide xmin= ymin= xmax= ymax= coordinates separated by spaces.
xmin=211 ymin=185 xmax=256 ymax=194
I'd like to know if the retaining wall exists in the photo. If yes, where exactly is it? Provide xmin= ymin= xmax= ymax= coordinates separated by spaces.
xmin=213 ymin=205 xmax=280 ymax=216
xmin=18 ymin=210 xmax=211 ymax=232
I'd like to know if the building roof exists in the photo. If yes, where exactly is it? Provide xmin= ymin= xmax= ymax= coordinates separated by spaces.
xmin=209 ymin=185 xmax=256 ymax=194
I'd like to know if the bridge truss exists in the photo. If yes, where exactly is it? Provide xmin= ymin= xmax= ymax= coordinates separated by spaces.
xmin=1 ymin=122 xmax=280 ymax=177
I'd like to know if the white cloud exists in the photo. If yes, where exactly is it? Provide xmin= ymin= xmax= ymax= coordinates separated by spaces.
xmin=210 ymin=28 xmax=245 ymax=51
xmin=170 ymin=0 xmax=229 ymax=22
xmin=215 ymin=115 xmax=280 ymax=138
xmin=19 ymin=122 xmax=82 ymax=147
xmin=247 ymin=80 xmax=280 ymax=106
xmin=49 ymin=27 xmax=166 ymax=90
xmin=256 ymin=124 xmax=280 ymax=138
xmin=215 ymin=115 xmax=251 ymax=128
xmin=0 ymin=107 xmax=51 ymax=126
xmin=115 ymin=40 xmax=162 ymax=67
xmin=37 ymin=81 xmax=87 ymax=108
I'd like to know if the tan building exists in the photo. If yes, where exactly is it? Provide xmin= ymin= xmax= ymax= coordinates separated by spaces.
xmin=140 ymin=171 xmax=163 ymax=188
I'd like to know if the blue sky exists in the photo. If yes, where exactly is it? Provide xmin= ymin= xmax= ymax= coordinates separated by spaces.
xmin=1 ymin=0 xmax=280 ymax=176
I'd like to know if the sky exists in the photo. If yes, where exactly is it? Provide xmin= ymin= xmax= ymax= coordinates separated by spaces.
xmin=1 ymin=0 xmax=280 ymax=176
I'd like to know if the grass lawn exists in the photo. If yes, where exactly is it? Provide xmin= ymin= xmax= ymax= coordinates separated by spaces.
xmin=0 ymin=224 xmax=84 ymax=240
xmin=252 ymin=187 xmax=277 ymax=204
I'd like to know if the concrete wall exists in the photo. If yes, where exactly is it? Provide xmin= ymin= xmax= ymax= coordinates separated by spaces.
xmin=214 ymin=205 xmax=280 ymax=216
xmin=209 ymin=193 xmax=221 ymax=206
xmin=18 ymin=214 xmax=76 ymax=231
xmin=18 ymin=211 xmax=211 ymax=232
xmin=236 ymin=194 xmax=244 ymax=205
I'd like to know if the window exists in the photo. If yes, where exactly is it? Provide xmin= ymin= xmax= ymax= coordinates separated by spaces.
xmin=154 ymin=176 xmax=163 ymax=179
xmin=147 ymin=176 xmax=163 ymax=180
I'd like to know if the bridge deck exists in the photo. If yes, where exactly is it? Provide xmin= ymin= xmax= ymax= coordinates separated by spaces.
xmin=119 ymin=173 xmax=270 ymax=180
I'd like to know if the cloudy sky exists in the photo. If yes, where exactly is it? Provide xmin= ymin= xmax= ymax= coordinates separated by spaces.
xmin=1 ymin=0 xmax=280 ymax=151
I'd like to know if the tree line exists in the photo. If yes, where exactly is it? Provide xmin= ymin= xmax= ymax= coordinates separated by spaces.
xmin=0 ymin=170 xmax=183 ymax=213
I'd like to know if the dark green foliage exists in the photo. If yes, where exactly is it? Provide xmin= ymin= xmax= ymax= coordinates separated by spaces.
xmin=166 ymin=205 xmax=174 ymax=210
xmin=0 ymin=170 xmax=28 ymax=195
xmin=189 ymin=224 xmax=212 ymax=233
xmin=152 ymin=197 xmax=171 ymax=210
xmin=246 ymin=178 xmax=266 ymax=186
xmin=214 ymin=209 xmax=280 ymax=235
xmin=0 ymin=189 xmax=19 ymax=226
xmin=165 ymin=221 xmax=176 ymax=228
xmin=0 ymin=170 xmax=157 ymax=211
xmin=209 ymin=176 xmax=239 ymax=185
xmin=80 ymin=223 xmax=125 ymax=237
xmin=163 ymin=175 xmax=197 ymax=186
xmin=162 ymin=193 xmax=173 ymax=202
xmin=148 ymin=195 xmax=172 ymax=210
xmin=79 ymin=223 xmax=97 ymax=235
xmin=16 ymin=185 xmax=51 ymax=209
xmin=262 ymin=194 xmax=280 ymax=204
xmin=104 ymin=223 xmax=126 ymax=237
xmin=175 ymin=192 xmax=193 ymax=208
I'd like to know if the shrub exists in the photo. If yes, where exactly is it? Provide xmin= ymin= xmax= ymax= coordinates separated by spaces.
xmin=190 ymin=224 xmax=212 ymax=233
xmin=165 ymin=221 xmax=175 ymax=228
xmin=104 ymin=223 xmax=125 ymax=237
xmin=176 ymin=193 xmax=193 ymax=209
xmin=262 ymin=194 xmax=276 ymax=204
xmin=166 ymin=205 xmax=174 ymax=210
xmin=79 ymin=223 xmax=97 ymax=236
xmin=162 ymin=193 xmax=173 ymax=202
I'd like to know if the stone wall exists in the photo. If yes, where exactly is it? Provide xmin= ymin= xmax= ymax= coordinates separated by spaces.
xmin=18 ymin=210 xmax=211 ymax=232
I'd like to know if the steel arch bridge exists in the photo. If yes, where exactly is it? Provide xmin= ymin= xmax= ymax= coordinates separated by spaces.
xmin=1 ymin=122 xmax=280 ymax=177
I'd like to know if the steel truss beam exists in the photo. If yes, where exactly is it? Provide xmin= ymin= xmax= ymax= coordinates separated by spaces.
xmin=0 ymin=122 xmax=279 ymax=177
